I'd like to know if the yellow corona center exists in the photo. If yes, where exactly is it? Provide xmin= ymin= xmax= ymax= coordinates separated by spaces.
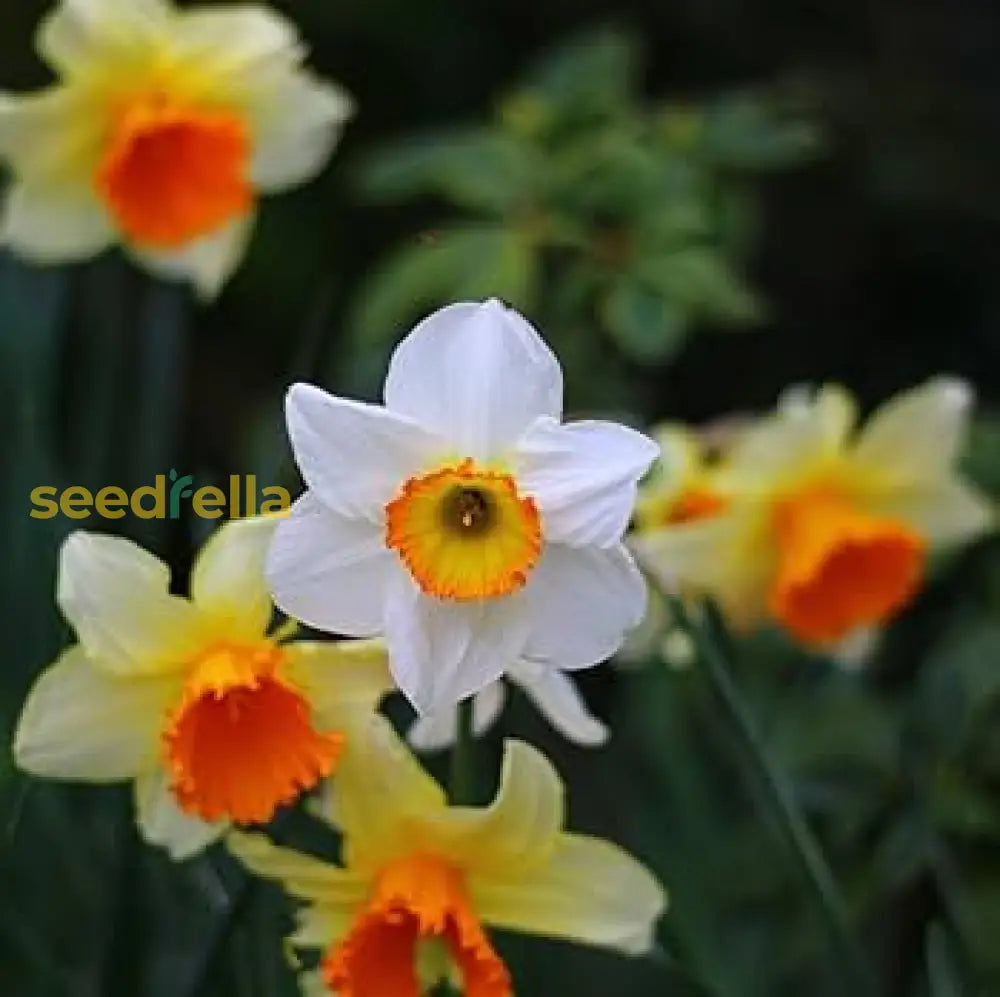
xmin=161 ymin=641 xmax=342 ymax=825
xmin=385 ymin=459 xmax=542 ymax=601
xmin=770 ymin=488 xmax=925 ymax=644
xmin=322 ymin=853 xmax=511 ymax=997
xmin=95 ymin=93 xmax=253 ymax=248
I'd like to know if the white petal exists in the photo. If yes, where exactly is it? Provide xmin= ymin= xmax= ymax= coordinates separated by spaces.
xmin=285 ymin=382 xmax=441 ymax=519
xmin=57 ymin=531 xmax=201 ymax=677
xmin=522 ymin=544 xmax=646 ymax=671
xmin=517 ymin=417 xmax=659 ymax=547
xmin=384 ymin=300 xmax=563 ymax=460
xmin=190 ymin=516 xmax=277 ymax=638
xmin=134 ymin=767 xmax=227 ymax=861
xmin=129 ymin=214 xmax=254 ymax=301
xmin=267 ymin=491 xmax=394 ymax=636
xmin=14 ymin=646 xmax=179 ymax=781
xmin=868 ymin=478 xmax=995 ymax=546
xmin=508 ymin=661 xmax=608 ymax=747
xmin=472 ymin=833 xmax=666 ymax=956
xmin=406 ymin=681 xmax=507 ymax=752
xmin=37 ymin=0 xmax=169 ymax=74
xmin=2 ymin=180 xmax=114 ymax=261
xmin=384 ymin=571 xmax=530 ymax=714
xmin=250 ymin=72 xmax=353 ymax=192
xmin=853 ymin=377 xmax=974 ymax=483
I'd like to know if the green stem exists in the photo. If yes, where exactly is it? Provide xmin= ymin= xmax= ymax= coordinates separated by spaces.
xmin=674 ymin=599 xmax=878 ymax=996
xmin=449 ymin=699 xmax=477 ymax=806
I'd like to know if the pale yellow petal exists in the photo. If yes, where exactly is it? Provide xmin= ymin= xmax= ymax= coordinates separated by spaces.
xmin=418 ymin=740 xmax=563 ymax=876
xmin=868 ymin=478 xmax=995 ymax=547
xmin=129 ymin=213 xmax=254 ymax=300
xmin=333 ymin=716 xmax=447 ymax=871
xmin=37 ymin=0 xmax=169 ymax=75
xmin=0 ymin=89 xmax=103 ymax=180
xmin=853 ymin=377 xmax=973 ymax=485
xmin=778 ymin=382 xmax=857 ymax=447
xmin=167 ymin=5 xmax=302 ymax=88
xmin=14 ymin=645 xmax=180 ymax=781
xmin=283 ymin=639 xmax=392 ymax=727
xmin=249 ymin=72 xmax=353 ymax=193
xmin=630 ymin=505 xmax=774 ymax=630
xmin=57 ymin=531 xmax=202 ymax=676
xmin=2 ymin=180 xmax=114 ymax=261
xmin=190 ymin=516 xmax=277 ymax=639
xmin=228 ymin=830 xmax=368 ymax=911
xmin=472 ymin=833 xmax=667 ymax=956
xmin=134 ymin=766 xmax=227 ymax=860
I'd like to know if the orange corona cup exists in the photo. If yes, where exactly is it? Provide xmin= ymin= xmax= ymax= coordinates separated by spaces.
xmin=230 ymin=720 xmax=667 ymax=997
xmin=633 ymin=380 xmax=994 ymax=648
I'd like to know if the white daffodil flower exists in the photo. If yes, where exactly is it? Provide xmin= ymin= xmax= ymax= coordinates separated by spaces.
xmin=407 ymin=659 xmax=609 ymax=752
xmin=268 ymin=299 xmax=659 ymax=714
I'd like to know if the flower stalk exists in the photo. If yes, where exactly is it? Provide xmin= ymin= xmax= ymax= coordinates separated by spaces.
xmin=672 ymin=596 xmax=878 ymax=997
xmin=450 ymin=697 xmax=477 ymax=805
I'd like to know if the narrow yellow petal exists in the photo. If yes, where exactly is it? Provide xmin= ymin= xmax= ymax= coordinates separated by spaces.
xmin=332 ymin=717 xmax=447 ymax=871
xmin=190 ymin=516 xmax=277 ymax=639
xmin=228 ymin=830 xmax=368 ymax=912
xmin=14 ymin=646 xmax=179 ymax=781
xmin=418 ymin=739 xmax=563 ymax=876
xmin=472 ymin=833 xmax=667 ymax=956
xmin=283 ymin=639 xmax=392 ymax=727
xmin=134 ymin=766 xmax=227 ymax=861
xmin=57 ymin=531 xmax=202 ymax=677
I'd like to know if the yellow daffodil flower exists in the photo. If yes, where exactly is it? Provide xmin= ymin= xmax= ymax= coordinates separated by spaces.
xmin=634 ymin=421 xmax=738 ymax=532
xmin=231 ymin=718 xmax=666 ymax=996
xmin=13 ymin=518 xmax=390 ymax=860
xmin=0 ymin=0 xmax=352 ymax=298
xmin=632 ymin=379 xmax=995 ymax=647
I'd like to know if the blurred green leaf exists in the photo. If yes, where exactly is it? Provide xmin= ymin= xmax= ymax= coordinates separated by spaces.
xmin=602 ymin=277 xmax=691 ymax=362
xmin=638 ymin=247 xmax=764 ymax=324
xmin=522 ymin=27 xmax=639 ymax=122
xmin=701 ymin=94 xmax=825 ymax=170
xmin=352 ymin=225 xmax=537 ymax=340
xmin=357 ymin=128 xmax=539 ymax=213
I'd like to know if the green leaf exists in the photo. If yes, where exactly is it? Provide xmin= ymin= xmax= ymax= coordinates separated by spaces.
xmin=351 ymin=225 xmax=537 ymax=341
xmin=638 ymin=247 xmax=764 ymax=325
xmin=356 ymin=129 xmax=537 ymax=213
xmin=926 ymin=922 xmax=964 ymax=997
xmin=522 ymin=27 xmax=639 ymax=121
xmin=701 ymin=93 xmax=825 ymax=171
xmin=602 ymin=277 xmax=690 ymax=363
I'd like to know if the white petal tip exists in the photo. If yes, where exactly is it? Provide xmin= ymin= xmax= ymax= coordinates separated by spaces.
xmin=937 ymin=376 xmax=974 ymax=412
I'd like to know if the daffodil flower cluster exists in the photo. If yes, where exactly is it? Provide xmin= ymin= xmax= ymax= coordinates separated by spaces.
xmin=6 ymin=2 xmax=998 ymax=995
xmin=13 ymin=296 xmax=666 ymax=990
xmin=632 ymin=379 xmax=995 ymax=651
